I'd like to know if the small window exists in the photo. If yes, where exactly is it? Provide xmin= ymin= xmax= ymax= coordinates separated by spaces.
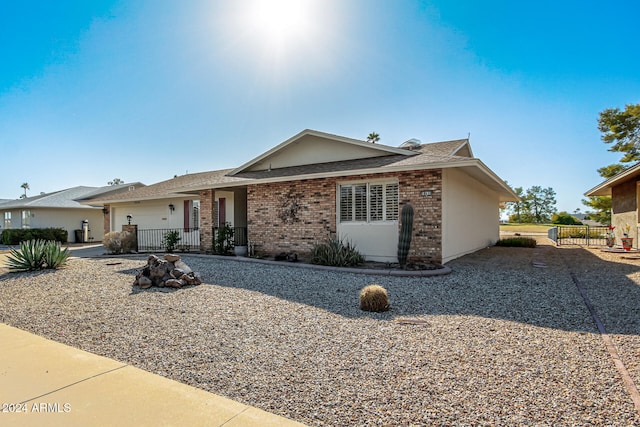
xmin=4 ymin=212 xmax=11 ymax=229
xmin=21 ymin=210 xmax=30 ymax=229
xmin=192 ymin=201 xmax=200 ymax=229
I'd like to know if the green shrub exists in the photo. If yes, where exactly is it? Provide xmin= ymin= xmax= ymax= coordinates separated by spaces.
xmin=495 ymin=237 xmax=537 ymax=248
xmin=213 ymin=222 xmax=235 ymax=254
xmin=359 ymin=284 xmax=390 ymax=312
xmin=552 ymin=212 xmax=582 ymax=225
xmin=103 ymin=231 xmax=136 ymax=254
xmin=1 ymin=228 xmax=68 ymax=245
xmin=311 ymin=237 xmax=364 ymax=267
xmin=163 ymin=230 xmax=181 ymax=253
xmin=5 ymin=239 xmax=70 ymax=272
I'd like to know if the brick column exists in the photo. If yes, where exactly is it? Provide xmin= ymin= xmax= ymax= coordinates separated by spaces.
xmin=199 ymin=190 xmax=215 ymax=253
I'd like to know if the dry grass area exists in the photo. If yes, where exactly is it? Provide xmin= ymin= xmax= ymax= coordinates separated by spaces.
xmin=499 ymin=223 xmax=553 ymax=234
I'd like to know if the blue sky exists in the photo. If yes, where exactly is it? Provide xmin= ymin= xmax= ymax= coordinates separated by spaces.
xmin=1 ymin=0 xmax=638 ymax=214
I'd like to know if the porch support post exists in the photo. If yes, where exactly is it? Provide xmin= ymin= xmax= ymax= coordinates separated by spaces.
xmin=199 ymin=189 xmax=216 ymax=253
xmin=103 ymin=204 xmax=111 ymax=235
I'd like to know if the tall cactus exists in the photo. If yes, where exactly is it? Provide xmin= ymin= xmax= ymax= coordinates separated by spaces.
xmin=397 ymin=203 xmax=414 ymax=268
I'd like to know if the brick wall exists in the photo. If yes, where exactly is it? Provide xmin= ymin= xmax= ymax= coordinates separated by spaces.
xmin=398 ymin=170 xmax=443 ymax=263
xmin=246 ymin=169 xmax=443 ymax=262
xmin=247 ymin=178 xmax=336 ymax=257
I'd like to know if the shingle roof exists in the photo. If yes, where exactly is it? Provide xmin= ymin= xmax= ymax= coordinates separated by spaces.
xmin=86 ymin=170 xmax=246 ymax=204
xmin=415 ymin=139 xmax=472 ymax=157
xmin=0 ymin=183 xmax=145 ymax=209
xmin=88 ymin=135 xmax=517 ymax=203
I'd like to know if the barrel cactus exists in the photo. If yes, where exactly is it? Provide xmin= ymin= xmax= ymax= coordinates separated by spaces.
xmin=359 ymin=284 xmax=390 ymax=312
xmin=397 ymin=203 xmax=414 ymax=268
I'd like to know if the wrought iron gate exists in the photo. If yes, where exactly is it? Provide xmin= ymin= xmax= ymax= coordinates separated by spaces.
xmin=548 ymin=225 xmax=608 ymax=246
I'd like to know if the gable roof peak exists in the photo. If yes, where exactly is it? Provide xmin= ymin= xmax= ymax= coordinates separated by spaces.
xmin=229 ymin=129 xmax=414 ymax=175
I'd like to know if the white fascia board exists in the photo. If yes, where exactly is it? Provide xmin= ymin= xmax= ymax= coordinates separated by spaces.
xmin=584 ymin=162 xmax=640 ymax=197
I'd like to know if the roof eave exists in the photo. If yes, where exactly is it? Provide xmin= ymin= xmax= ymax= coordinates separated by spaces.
xmin=185 ymin=158 xmax=517 ymax=200
xmin=82 ymin=193 xmax=197 ymax=206
xmin=584 ymin=162 xmax=640 ymax=197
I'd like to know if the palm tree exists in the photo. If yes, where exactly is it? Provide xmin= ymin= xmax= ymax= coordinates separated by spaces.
xmin=367 ymin=132 xmax=380 ymax=143
xmin=20 ymin=182 xmax=29 ymax=199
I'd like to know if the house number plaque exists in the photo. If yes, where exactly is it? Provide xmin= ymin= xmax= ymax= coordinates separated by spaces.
xmin=420 ymin=190 xmax=433 ymax=197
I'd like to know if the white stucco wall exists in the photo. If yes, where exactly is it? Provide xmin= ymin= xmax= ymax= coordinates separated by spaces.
xmin=110 ymin=198 xmax=199 ymax=231
xmin=0 ymin=208 xmax=103 ymax=242
xmin=338 ymin=222 xmax=399 ymax=262
xmin=216 ymin=190 xmax=235 ymax=227
xmin=442 ymin=168 xmax=500 ymax=263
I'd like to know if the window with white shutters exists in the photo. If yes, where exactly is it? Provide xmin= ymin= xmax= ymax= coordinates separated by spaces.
xmin=385 ymin=183 xmax=399 ymax=221
xmin=339 ymin=181 xmax=399 ymax=223
xmin=369 ymin=184 xmax=383 ymax=221
xmin=340 ymin=186 xmax=353 ymax=222
xmin=354 ymin=184 xmax=367 ymax=221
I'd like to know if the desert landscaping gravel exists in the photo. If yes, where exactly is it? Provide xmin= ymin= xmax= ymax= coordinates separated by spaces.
xmin=1 ymin=242 xmax=640 ymax=426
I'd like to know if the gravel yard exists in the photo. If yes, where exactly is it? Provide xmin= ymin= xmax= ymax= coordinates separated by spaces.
xmin=1 ymin=243 xmax=640 ymax=426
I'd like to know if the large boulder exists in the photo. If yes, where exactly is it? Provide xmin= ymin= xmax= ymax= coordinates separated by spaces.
xmin=134 ymin=254 xmax=202 ymax=289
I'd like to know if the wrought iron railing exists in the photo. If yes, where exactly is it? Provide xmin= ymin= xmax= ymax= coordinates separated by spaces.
xmin=136 ymin=228 xmax=201 ymax=252
xmin=135 ymin=226 xmax=248 ymax=252
xmin=549 ymin=225 xmax=609 ymax=246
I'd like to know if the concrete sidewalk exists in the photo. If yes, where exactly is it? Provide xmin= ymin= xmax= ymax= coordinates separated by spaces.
xmin=0 ymin=323 xmax=306 ymax=427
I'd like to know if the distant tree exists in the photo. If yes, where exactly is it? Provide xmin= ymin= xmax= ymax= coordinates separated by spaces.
xmin=504 ymin=186 xmax=525 ymax=223
xmin=108 ymin=178 xmax=124 ymax=186
xmin=505 ymin=185 xmax=556 ymax=223
xmin=581 ymin=196 xmax=612 ymax=225
xmin=551 ymin=212 xmax=582 ymax=225
xmin=597 ymin=103 xmax=640 ymax=177
xmin=525 ymin=186 xmax=556 ymax=223
xmin=581 ymin=104 xmax=637 ymax=224
xmin=367 ymin=132 xmax=380 ymax=143
xmin=19 ymin=182 xmax=29 ymax=199
xmin=599 ymin=103 xmax=640 ymax=161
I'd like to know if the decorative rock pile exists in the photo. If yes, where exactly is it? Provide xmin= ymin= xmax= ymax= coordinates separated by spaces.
xmin=133 ymin=254 xmax=203 ymax=289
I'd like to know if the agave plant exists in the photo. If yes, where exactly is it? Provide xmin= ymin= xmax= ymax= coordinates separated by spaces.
xmin=311 ymin=237 xmax=364 ymax=267
xmin=5 ymin=239 xmax=70 ymax=272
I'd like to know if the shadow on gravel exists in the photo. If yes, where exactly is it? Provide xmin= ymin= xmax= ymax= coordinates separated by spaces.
xmin=559 ymin=246 xmax=640 ymax=337
xmin=171 ymin=245 xmax=640 ymax=333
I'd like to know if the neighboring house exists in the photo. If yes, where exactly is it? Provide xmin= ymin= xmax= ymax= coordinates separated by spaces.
xmin=585 ymin=162 xmax=640 ymax=247
xmin=572 ymin=213 xmax=604 ymax=227
xmin=90 ymin=129 xmax=517 ymax=264
xmin=0 ymin=184 xmax=143 ymax=243
xmin=86 ymin=174 xmax=206 ymax=251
